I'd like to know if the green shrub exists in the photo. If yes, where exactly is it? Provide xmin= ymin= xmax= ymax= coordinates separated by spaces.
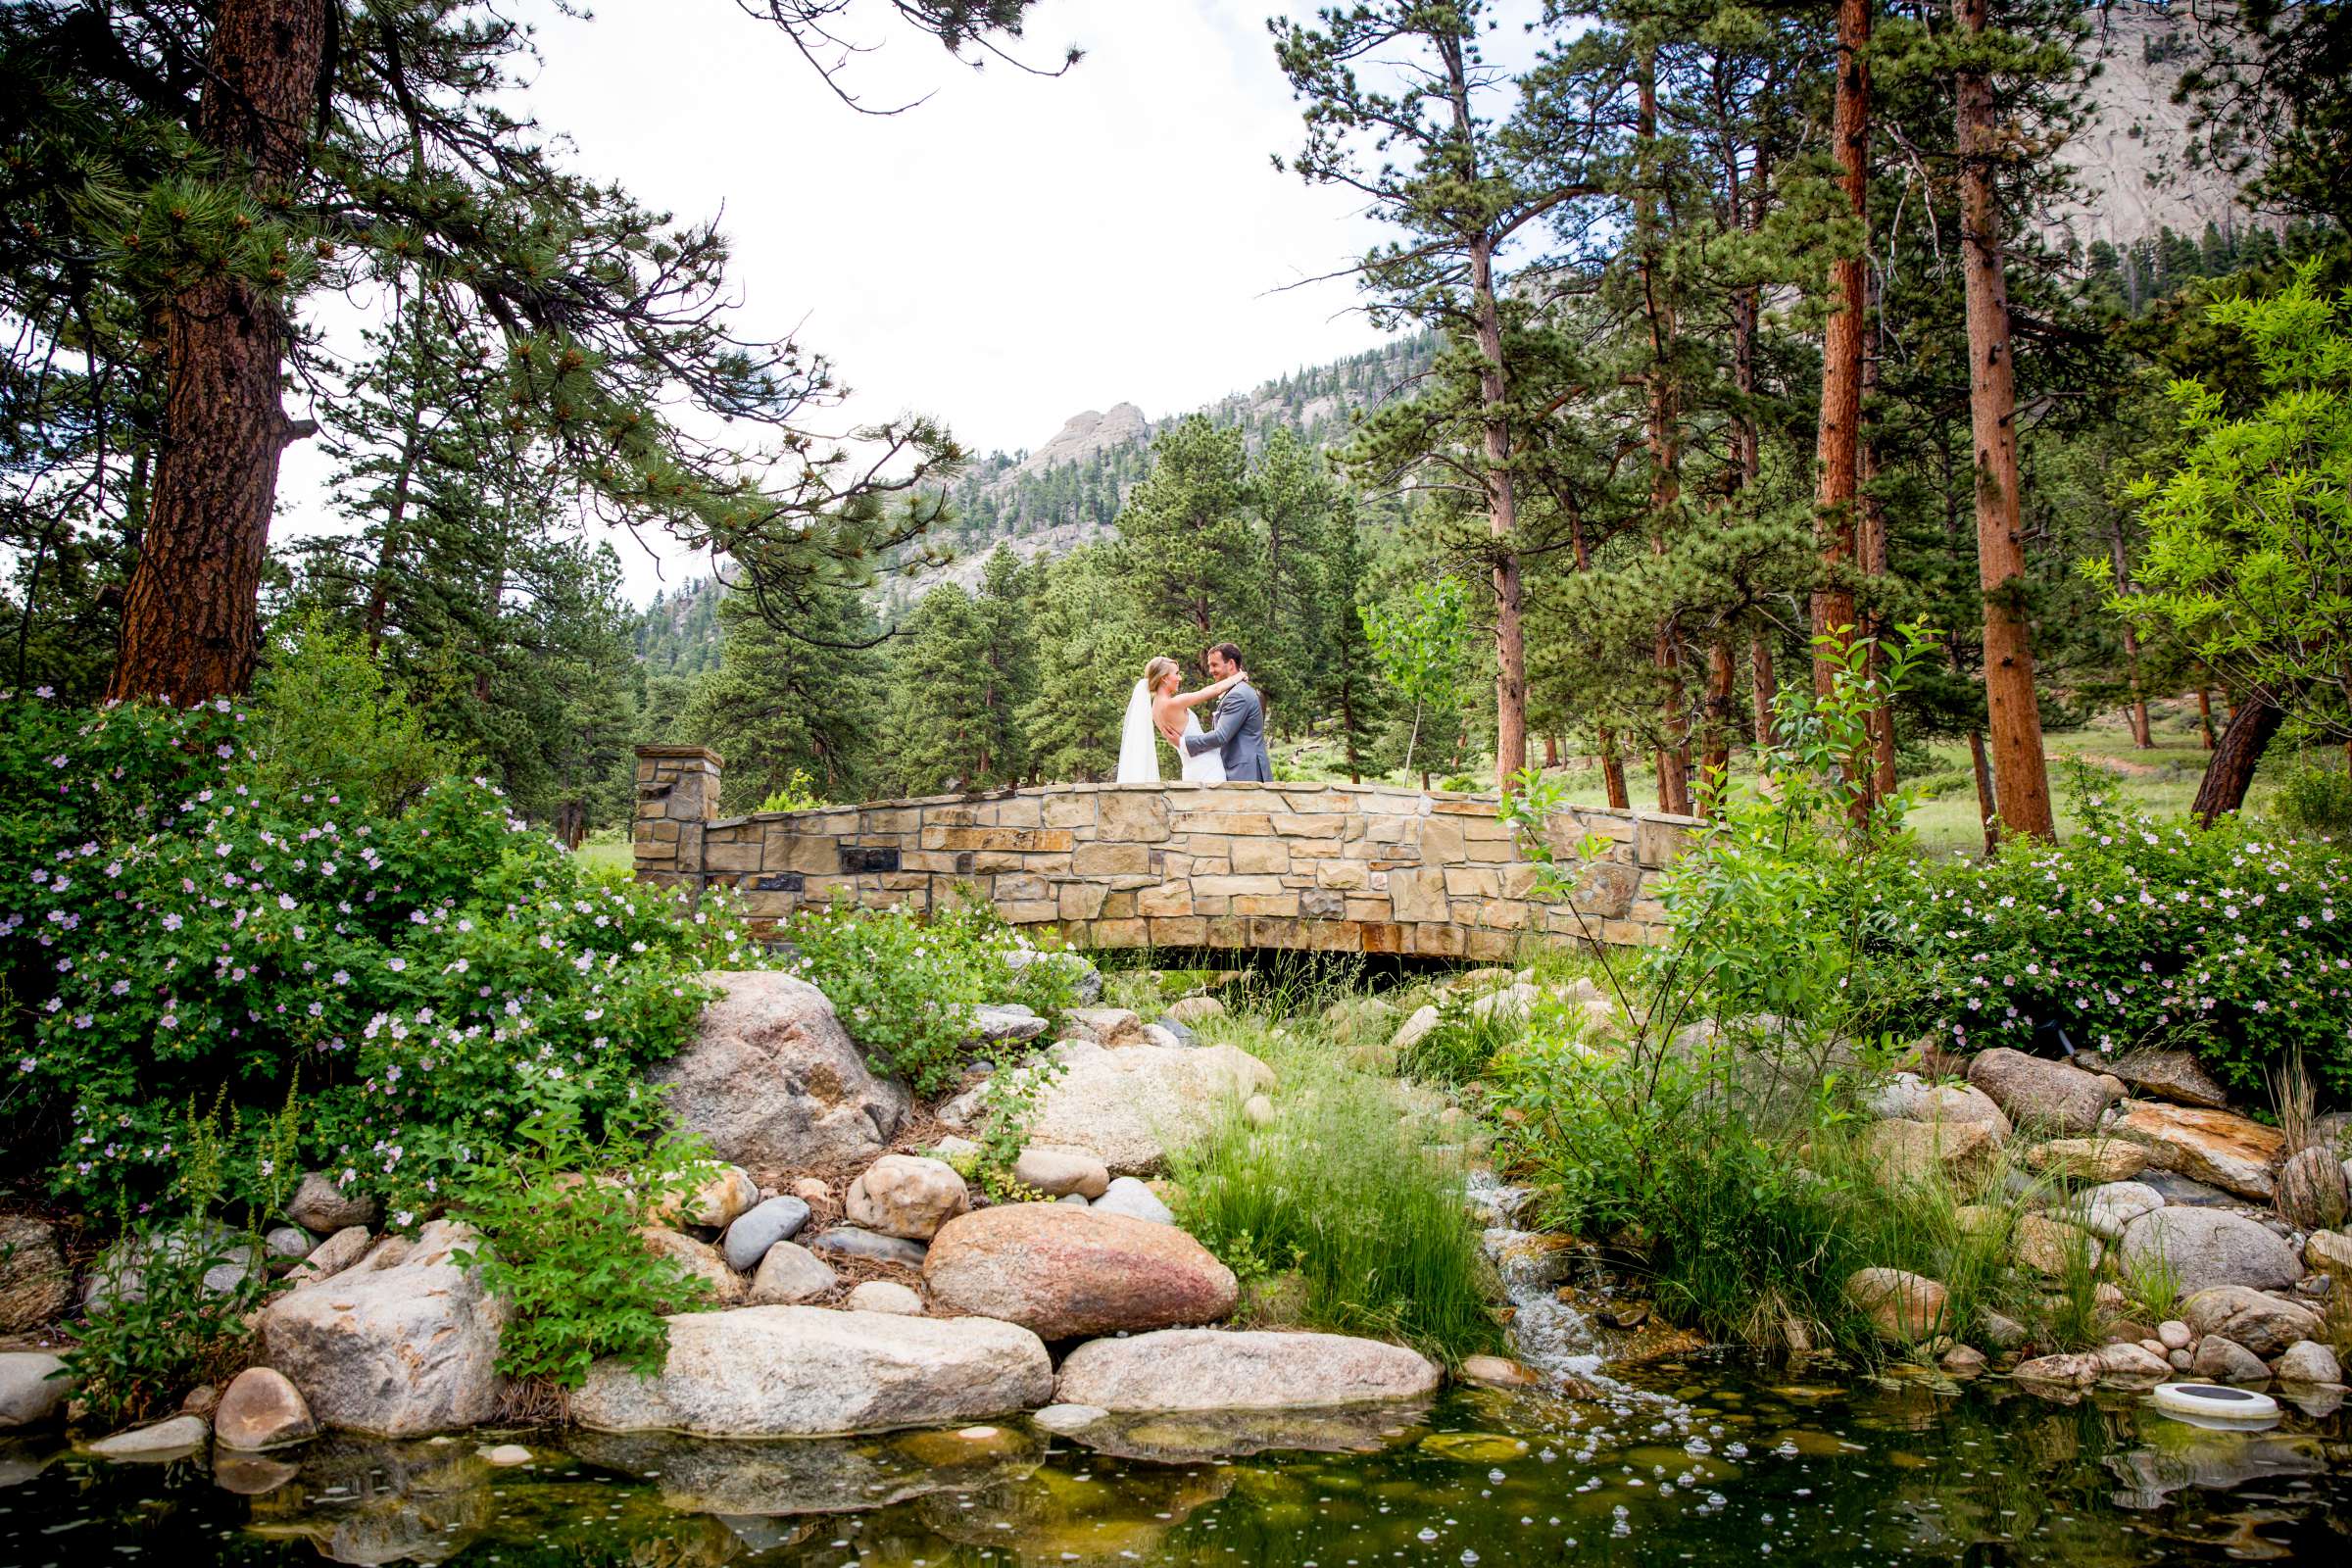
xmin=0 ymin=692 xmax=756 ymax=1216
xmin=249 ymin=616 xmax=469 ymax=815
xmin=2268 ymin=762 xmax=2352 ymax=838
xmin=62 ymin=1223 xmax=266 ymax=1427
xmin=450 ymin=1096 xmax=711 ymax=1389
xmin=783 ymin=899 xmax=1075 ymax=1095
xmin=1874 ymin=802 xmax=2352 ymax=1097
xmin=1167 ymin=1023 xmax=1497 ymax=1365
xmin=755 ymin=769 xmax=826 ymax=814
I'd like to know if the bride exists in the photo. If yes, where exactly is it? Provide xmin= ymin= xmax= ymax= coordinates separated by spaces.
xmin=1115 ymin=656 xmax=1247 ymax=784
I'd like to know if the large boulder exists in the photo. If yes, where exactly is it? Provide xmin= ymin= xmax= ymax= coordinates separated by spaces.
xmin=2114 ymin=1102 xmax=2287 ymax=1200
xmin=258 ymin=1220 xmax=504 ymax=1436
xmin=1054 ymin=1329 xmax=1440 ymax=1412
xmin=568 ymin=1306 xmax=1052 ymax=1437
xmin=1866 ymin=1074 xmax=2012 ymax=1140
xmin=2117 ymin=1208 xmax=2300 ymax=1298
xmin=1020 ymin=1041 xmax=1275 ymax=1175
xmin=2180 ymin=1285 xmax=2326 ymax=1357
xmin=1843 ymin=1268 xmax=1949 ymax=1341
xmin=2061 ymin=1180 xmax=2164 ymax=1243
xmin=652 ymin=972 xmax=910 ymax=1180
xmin=0 ymin=1217 xmax=71 ymax=1333
xmin=845 ymin=1155 xmax=970 ymax=1241
xmin=1864 ymin=1118 xmax=1998 ymax=1187
xmin=2276 ymin=1147 xmax=2350 ymax=1230
xmin=2106 ymin=1049 xmax=2230 ymax=1109
xmin=2026 ymin=1138 xmax=2148 ymax=1184
xmin=1965 ymin=1049 xmax=2120 ymax=1135
xmin=923 ymin=1203 xmax=1237 ymax=1338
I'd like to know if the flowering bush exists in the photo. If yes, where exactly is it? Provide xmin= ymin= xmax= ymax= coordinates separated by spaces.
xmin=784 ymin=898 xmax=1078 ymax=1095
xmin=1875 ymin=799 xmax=2352 ymax=1098
xmin=0 ymin=692 xmax=759 ymax=1218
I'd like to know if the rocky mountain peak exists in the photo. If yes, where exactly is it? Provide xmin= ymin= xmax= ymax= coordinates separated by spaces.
xmin=1008 ymin=403 xmax=1151 ymax=484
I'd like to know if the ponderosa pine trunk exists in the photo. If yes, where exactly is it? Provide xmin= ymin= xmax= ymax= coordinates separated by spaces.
xmin=2196 ymin=686 xmax=2217 ymax=749
xmin=1860 ymin=350 xmax=1898 ymax=799
xmin=1955 ymin=0 xmax=2055 ymax=840
xmin=1811 ymin=0 xmax=1871 ymax=707
xmin=108 ymin=0 xmax=328 ymax=705
xmin=2192 ymin=691 xmax=2284 ymax=824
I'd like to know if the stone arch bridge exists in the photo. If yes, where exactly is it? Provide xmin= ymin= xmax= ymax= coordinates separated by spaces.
xmin=633 ymin=745 xmax=1698 ymax=957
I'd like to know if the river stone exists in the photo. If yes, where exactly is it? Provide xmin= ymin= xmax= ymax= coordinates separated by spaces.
xmin=213 ymin=1367 xmax=318 ymax=1451
xmin=966 ymin=1004 xmax=1050 ymax=1046
xmin=1022 ymin=1041 xmax=1276 ymax=1176
xmin=2094 ymin=1342 xmax=2172 ymax=1381
xmin=2276 ymin=1147 xmax=2350 ymax=1230
xmin=748 ymin=1241 xmax=837 ymax=1304
xmin=0 ymin=1215 xmax=72 ymax=1331
xmin=1165 ymin=996 xmax=1226 ymax=1025
xmin=1865 ymin=1118 xmax=1997 ymax=1187
xmin=721 ymin=1197 xmax=811 ymax=1273
xmin=82 ymin=1414 xmax=209 ymax=1460
xmin=1843 ymin=1268 xmax=1948 ymax=1341
xmin=652 ymin=971 xmax=910 ymax=1180
xmin=0 ymin=1351 xmax=70 ymax=1428
xmin=808 ymin=1227 xmax=927 ymax=1269
xmin=1005 ymin=947 xmax=1102 ymax=1005
xmin=923 ymin=1203 xmax=1237 ymax=1339
xmin=258 ymin=1219 xmax=504 ymax=1436
xmin=82 ymin=1226 xmax=263 ymax=1307
xmin=1012 ymin=1147 xmax=1111 ymax=1200
xmin=638 ymin=1228 xmax=748 ymax=1311
xmin=568 ymin=1306 xmax=1053 ymax=1437
xmin=263 ymin=1225 xmax=314 ymax=1264
xmin=1458 ymin=1354 xmax=1542 ymax=1389
xmin=2066 ymin=1181 xmax=2165 ymax=1242
xmin=2012 ymin=1351 xmax=2102 ymax=1388
xmin=845 ymin=1155 xmax=970 ymax=1241
xmin=1390 ymin=1005 xmax=1441 ymax=1054
xmin=2191 ymin=1336 xmax=2271 ymax=1382
xmin=1866 ymin=1073 xmax=2013 ymax=1140
xmin=845 ymin=1281 xmax=924 ymax=1315
xmin=2017 ymin=1213 xmax=2102 ymax=1277
xmin=2115 ymin=1102 xmax=2287 ymax=1201
xmin=2308 ymin=1229 xmax=2352 ymax=1275
xmin=2118 ymin=1208 xmax=2299 ymax=1297
xmin=1033 ymin=1402 xmax=1108 ymax=1434
xmin=286 ymin=1224 xmax=372 ymax=1287
xmin=1092 ymin=1176 xmax=1177 ymax=1226
xmin=2106 ymin=1049 xmax=2230 ymax=1109
xmin=1054 ymin=1329 xmax=1441 ymax=1412
xmin=2137 ymin=1168 xmax=2239 ymax=1207
xmin=2181 ymin=1285 xmax=2326 ymax=1356
xmin=1966 ymin=1049 xmax=2120 ymax=1135
xmin=2276 ymin=1340 xmax=2343 ymax=1384
xmin=287 ymin=1172 xmax=381 ymax=1235
xmin=1064 ymin=1007 xmax=1145 ymax=1047
xmin=2026 ymin=1138 xmax=2148 ymax=1184
xmin=656 ymin=1164 xmax=760 ymax=1230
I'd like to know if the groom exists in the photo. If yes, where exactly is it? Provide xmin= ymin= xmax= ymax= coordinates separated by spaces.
xmin=1183 ymin=642 xmax=1273 ymax=783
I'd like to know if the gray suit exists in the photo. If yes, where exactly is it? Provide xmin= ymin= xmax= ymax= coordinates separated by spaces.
xmin=1184 ymin=680 xmax=1273 ymax=782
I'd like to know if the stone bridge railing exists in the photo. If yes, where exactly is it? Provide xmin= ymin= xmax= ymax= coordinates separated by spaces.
xmin=632 ymin=745 xmax=1700 ymax=957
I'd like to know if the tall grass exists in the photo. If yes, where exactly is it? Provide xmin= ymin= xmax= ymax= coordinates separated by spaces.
xmin=1168 ymin=1015 xmax=1499 ymax=1365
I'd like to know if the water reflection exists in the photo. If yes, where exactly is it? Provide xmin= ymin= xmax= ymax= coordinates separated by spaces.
xmin=0 ymin=1358 xmax=2343 ymax=1565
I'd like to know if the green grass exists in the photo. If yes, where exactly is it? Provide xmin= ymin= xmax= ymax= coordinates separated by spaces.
xmin=1169 ymin=1011 xmax=1500 ymax=1365
xmin=575 ymin=829 xmax=632 ymax=877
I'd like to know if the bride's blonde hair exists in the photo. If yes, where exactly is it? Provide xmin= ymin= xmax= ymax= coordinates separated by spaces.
xmin=1144 ymin=656 xmax=1179 ymax=694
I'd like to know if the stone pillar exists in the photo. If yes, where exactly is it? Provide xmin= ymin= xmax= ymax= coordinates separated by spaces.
xmin=634 ymin=745 xmax=723 ymax=890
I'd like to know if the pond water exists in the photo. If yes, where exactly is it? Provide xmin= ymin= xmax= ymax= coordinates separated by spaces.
xmin=4 ymin=1357 xmax=2346 ymax=1566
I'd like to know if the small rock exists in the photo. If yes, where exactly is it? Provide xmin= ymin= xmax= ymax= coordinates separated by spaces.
xmin=2016 ymin=1213 xmax=2102 ymax=1278
xmin=1864 ymin=1118 xmax=1998 ymax=1186
xmin=2011 ymin=1352 xmax=2102 ymax=1388
xmin=2277 ymin=1147 xmax=2350 ymax=1231
xmin=1058 ymin=1193 xmax=1090 ymax=1206
xmin=480 ymin=1444 xmax=533 ymax=1466
xmin=2065 ymin=1180 xmax=2164 ymax=1243
xmin=2136 ymin=1169 xmax=2240 ymax=1207
xmin=2309 ymin=1229 xmax=2352 ymax=1276
xmin=661 ymin=1164 xmax=760 ymax=1230
xmin=808 ymin=1227 xmax=927 ymax=1269
xmin=1980 ymin=1310 xmax=2030 ymax=1351
xmin=0 ymin=1216 xmax=72 ymax=1332
xmin=263 ymin=1226 xmax=314 ymax=1262
xmin=932 ymin=1135 xmax=983 ymax=1163
xmin=1004 ymin=947 xmax=1102 ymax=1005
xmin=748 ymin=1241 xmax=838 ymax=1305
xmin=2106 ymin=1048 xmax=2230 ymax=1109
xmin=1391 ymin=1005 xmax=1442 ymax=1054
xmin=2027 ymin=1138 xmax=2148 ymax=1184
xmin=846 ymin=1155 xmax=970 ymax=1242
xmin=286 ymin=1172 xmax=380 ymax=1235
xmin=1064 ymin=1007 xmax=1145 ymax=1047
xmin=2093 ymin=1342 xmax=2171 ymax=1381
xmin=1144 ymin=1021 xmax=1195 ymax=1050
xmin=1032 ymin=1402 xmax=1107 ymax=1434
xmin=790 ymin=1177 xmax=833 ymax=1204
xmin=2274 ymin=1340 xmax=2342 ymax=1385
xmin=1164 ymin=996 xmax=1226 ymax=1026
xmin=0 ymin=1351 xmax=71 ymax=1429
xmin=2190 ymin=1336 xmax=2270 ymax=1382
xmin=1844 ymin=1268 xmax=1949 ymax=1342
xmin=720 ymin=1197 xmax=812 ymax=1273
xmin=924 ymin=1204 xmax=1236 ymax=1338
xmin=179 ymin=1383 xmax=220 ymax=1418
xmin=214 ymin=1367 xmax=318 ymax=1451
xmin=966 ymin=1004 xmax=1051 ymax=1045
xmin=82 ymin=1414 xmax=210 ymax=1460
xmin=2137 ymin=1337 xmax=2168 ymax=1357
xmin=2169 ymin=1348 xmax=2193 ymax=1371
xmin=845 ymin=1281 xmax=924 ymax=1315
xmin=2180 ymin=1285 xmax=2325 ymax=1356
xmin=2157 ymin=1319 xmax=2192 ymax=1350
xmin=1092 ymin=1176 xmax=1177 ymax=1226
xmin=1244 ymin=1094 xmax=1276 ymax=1127
xmin=285 ymin=1224 xmax=371 ymax=1287
xmin=1867 ymin=1074 xmax=2013 ymax=1139
xmin=638 ymin=1228 xmax=748 ymax=1311
xmin=1458 ymin=1353 xmax=1542 ymax=1389
xmin=1011 ymin=1147 xmax=1110 ymax=1200
xmin=1940 ymin=1345 xmax=1988 ymax=1377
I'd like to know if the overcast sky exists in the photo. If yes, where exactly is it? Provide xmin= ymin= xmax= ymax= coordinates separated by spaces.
xmin=281 ymin=0 xmax=1404 ymax=603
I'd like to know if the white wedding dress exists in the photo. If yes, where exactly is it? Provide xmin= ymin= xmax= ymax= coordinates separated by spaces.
xmin=1116 ymin=680 xmax=1226 ymax=783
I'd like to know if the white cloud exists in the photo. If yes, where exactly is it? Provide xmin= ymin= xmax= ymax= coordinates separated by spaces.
xmin=280 ymin=0 xmax=1397 ymax=602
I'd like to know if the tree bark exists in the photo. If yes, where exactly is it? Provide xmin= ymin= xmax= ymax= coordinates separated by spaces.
xmin=1968 ymin=727 xmax=1999 ymax=854
xmin=1750 ymin=630 xmax=1778 ymax=758
xmin=2196 ymin=685 xmax=2217 ymax=749
xmin=1956 ymin=0 xmax=2056 ymax=840
xmin=1859 ymin=346 xmax=1898 ymax=800
xmin=108 ymin=0 xmax=329 ymax=705
xmin=1811 ymin=0 xmax=1871 ymax=707
xmin=2191 ymin=691 xmax=2284 ymax=824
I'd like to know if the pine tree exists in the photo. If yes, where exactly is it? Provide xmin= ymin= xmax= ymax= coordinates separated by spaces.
xmin=682 ymin=587 xmax=887 ymax=809
xmin=1111 ymin=416 xmax=1263 ymax=660
xmin=1021 ymin=546 xmax=1152 ymax=782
